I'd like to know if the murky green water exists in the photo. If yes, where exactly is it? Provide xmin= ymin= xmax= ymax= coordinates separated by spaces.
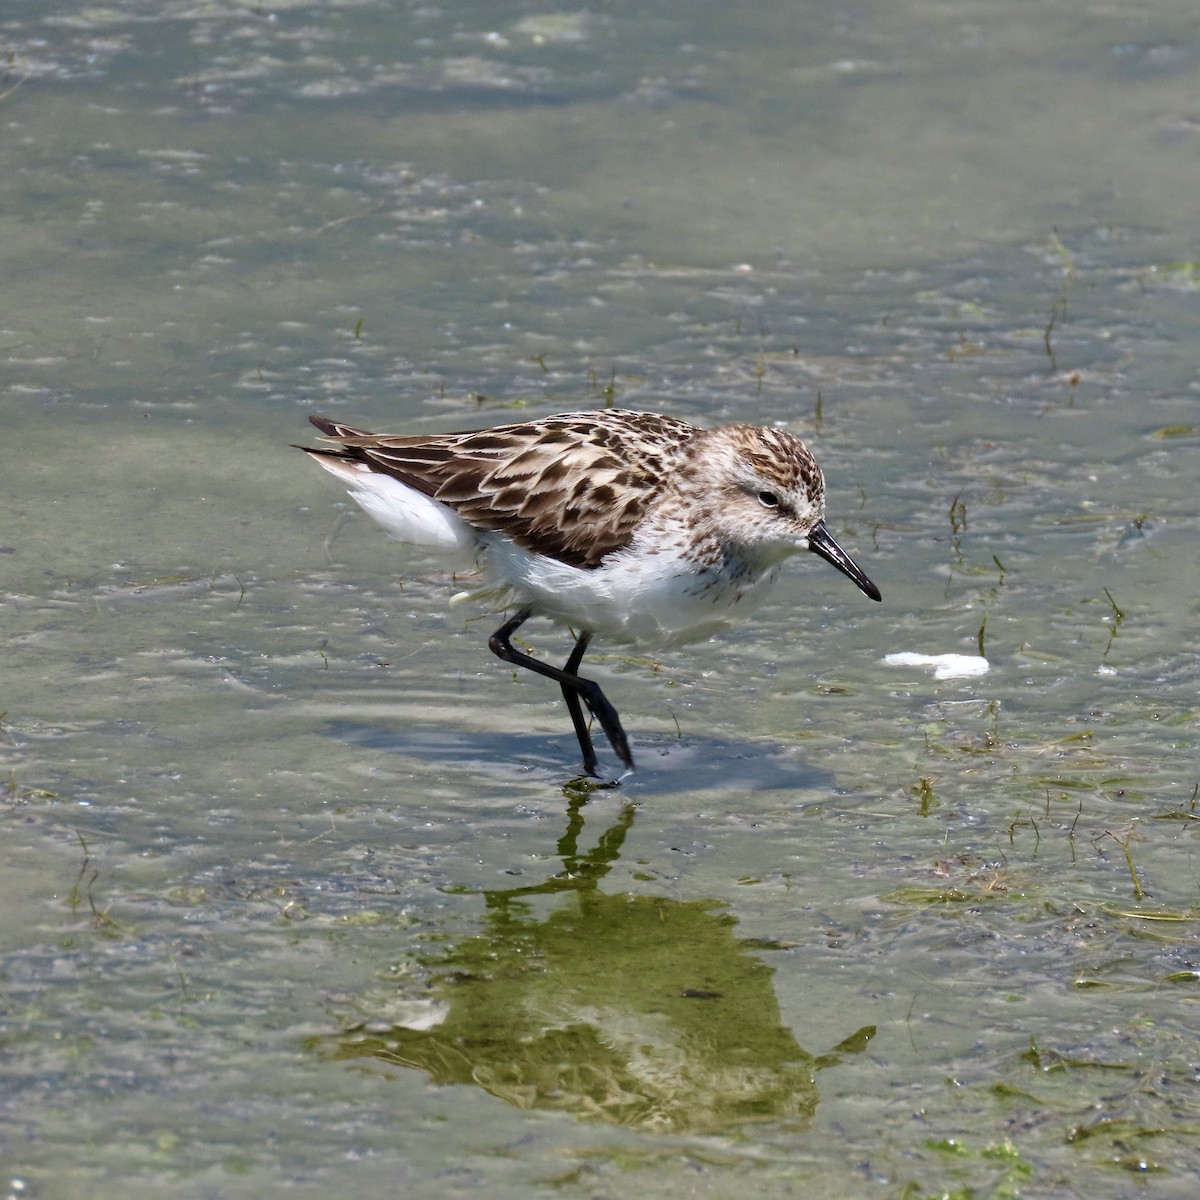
xmin=3 ymin=2 xmax=1199 ymax=1197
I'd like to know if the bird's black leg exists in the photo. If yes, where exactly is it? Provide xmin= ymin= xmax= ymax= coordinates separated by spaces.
xmin=560 ymin=631 xmax=599 ymax=776
xmin=488 ymin=609 xmax=635 ymax=777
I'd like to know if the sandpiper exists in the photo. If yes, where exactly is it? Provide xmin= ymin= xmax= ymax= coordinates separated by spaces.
xmin=300 ymin=409 xmax=880 ymax=779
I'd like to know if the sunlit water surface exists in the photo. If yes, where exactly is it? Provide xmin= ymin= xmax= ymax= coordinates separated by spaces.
xmin=3 ymin=2 xmax=1199 ymax=1197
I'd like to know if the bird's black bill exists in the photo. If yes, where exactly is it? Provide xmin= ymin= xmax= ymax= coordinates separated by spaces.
xmin=807 ymin=520 xmax=882 ymax=602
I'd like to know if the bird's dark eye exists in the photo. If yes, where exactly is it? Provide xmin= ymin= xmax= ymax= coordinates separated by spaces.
xmin=758 ymin=490 xmax=781 ymax=508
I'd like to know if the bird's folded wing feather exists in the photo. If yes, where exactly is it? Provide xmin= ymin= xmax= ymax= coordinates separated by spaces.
xmin=308 ymin=411 xmax=696 ymax=569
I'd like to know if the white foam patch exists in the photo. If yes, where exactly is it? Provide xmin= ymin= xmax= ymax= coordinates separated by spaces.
xmin=883 ymin=652 xmax=990 ymax=680
xmin=366 ymin=999 xmax=450 ymax=1033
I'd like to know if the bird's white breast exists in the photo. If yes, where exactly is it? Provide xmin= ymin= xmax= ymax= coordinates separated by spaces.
xmin=475 ymin=533 xmax=783 ymax=648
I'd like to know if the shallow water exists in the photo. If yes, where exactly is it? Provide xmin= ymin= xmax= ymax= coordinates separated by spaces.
xmin=3 ymin=2 xmax=1200 ymax=1197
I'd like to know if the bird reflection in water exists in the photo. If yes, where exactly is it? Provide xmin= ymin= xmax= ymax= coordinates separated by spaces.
xmin=316 ymin=799 xmax=874 ymax=1134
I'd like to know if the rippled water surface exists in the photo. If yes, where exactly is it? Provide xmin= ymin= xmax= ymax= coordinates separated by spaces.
xmin=3 ymin=2 xmax=1200 ymax=1197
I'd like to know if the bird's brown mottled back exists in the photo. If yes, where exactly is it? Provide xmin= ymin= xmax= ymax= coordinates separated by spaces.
xmin=307 ymin=410 xmax=697 ymax=568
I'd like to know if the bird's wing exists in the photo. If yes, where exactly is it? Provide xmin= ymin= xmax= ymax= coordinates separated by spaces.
xmin=306 ymin=410 xmax=696 ymax=568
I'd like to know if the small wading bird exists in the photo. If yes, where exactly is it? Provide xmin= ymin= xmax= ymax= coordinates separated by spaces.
xmin=300 ymin=409 xmax=881 ymax=780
